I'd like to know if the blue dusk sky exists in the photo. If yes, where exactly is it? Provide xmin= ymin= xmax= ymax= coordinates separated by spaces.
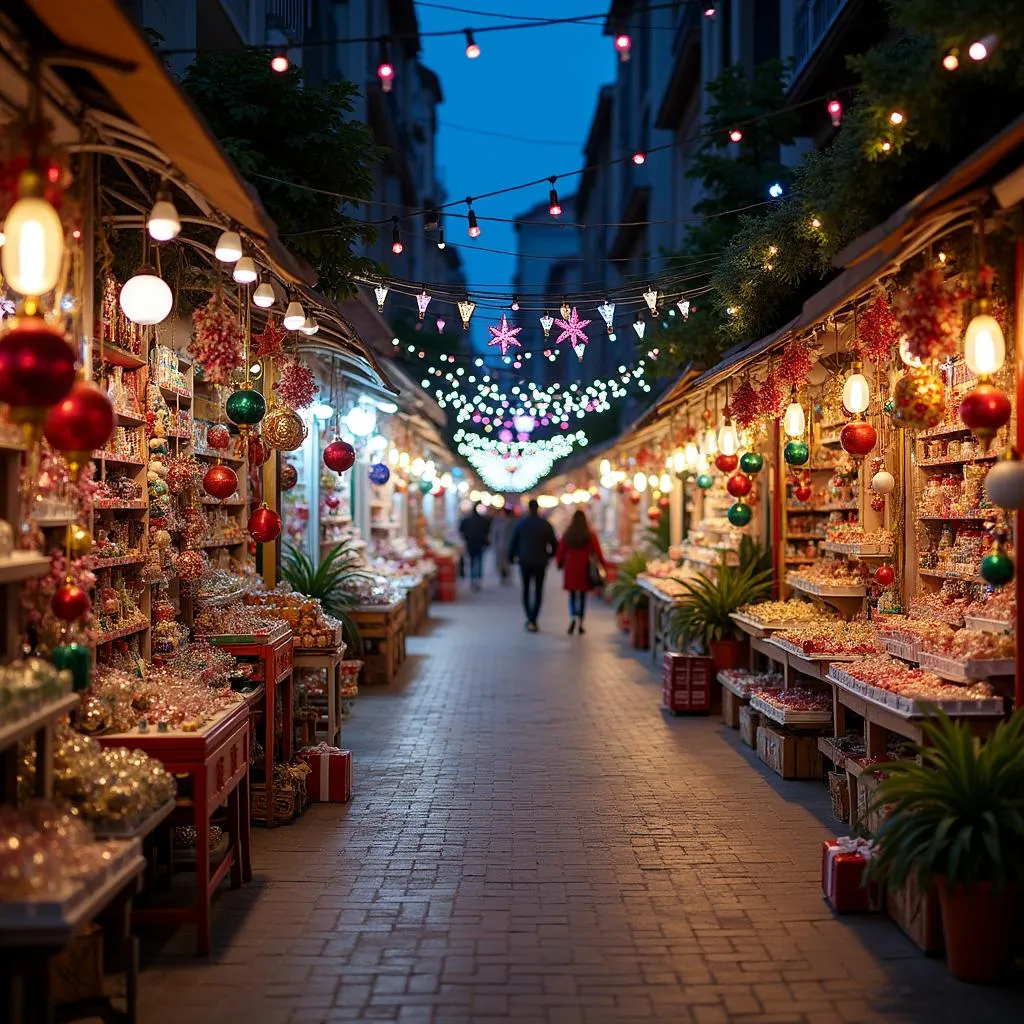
xmin=417 ymin=2 xmax=613 ymax=308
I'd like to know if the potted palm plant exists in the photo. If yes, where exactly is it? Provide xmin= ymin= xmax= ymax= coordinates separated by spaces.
xmin=280 ymin=541 xmax=369 ymax=656
xmin=665 ymin=558 xmax=771 ymax=672
xmin=869 ymin=709 xmax=1024 ymax=983
xmin=609 ymin=551 xmax=650 ymax=648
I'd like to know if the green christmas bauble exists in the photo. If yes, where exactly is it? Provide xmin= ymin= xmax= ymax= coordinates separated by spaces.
xmin=727 ymin=501 xmax=753 ymax=527
xmin=225 ymin=388 xmax=267 ymax=426
xmin=884 ymin=397 xmax=896 ymax=415
xmin=696 ymin=473 xmax=714 ymax=490
xmin=418 ymin=478 xmax=433 ymax=495
xmin=739 ymin=451 xmax=763 ymax=475
xmin=980 ymin=550 xmax=1015 ymax=587
xmin=784 ymin=440 xmax=810 ymax=466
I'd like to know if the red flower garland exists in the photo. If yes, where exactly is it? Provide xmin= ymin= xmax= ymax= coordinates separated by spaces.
xmin=756 ymin=370 xmax=784 ymax=419
xmin=731 ymin=378 xmax=759 ymax=428
xmin=274 ymin=356 xmax=318 ymax=411
xmin=778 ymin=340 xmax=813 ymax=389
xmin=859 ymin=294 xmax=900 ymax=364
xmin=894 ymin=268 xmax=967 ymax=364
xmin=189 ymin=293 xmax=244 ymax=386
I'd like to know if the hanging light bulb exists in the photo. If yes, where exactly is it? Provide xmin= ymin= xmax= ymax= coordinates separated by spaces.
xmin=942 ymin=50 xmax=960 ymax=71
xmin=632 ymin=151 xmax=646 ymax=165
xmin=718 ymin=408 xmax=739 ymax=456
xmin=119 ymin=266 xmax=173 ymax=325
xmin=510 ymin=295 xmax=520 ymax=312
xmin=283 ymin=299 xmax=305 ymax=330
xmin=458 ymin=297 xmax=476 ymax=331
xmin=615 ymin=33 xmax=631 ymax=61
xmin=842 ymin=360 xmax=871 ymax=414
xmin=783 ymin=389 xmax=806 ymax=438
xmin=827 ymin=98 xmax=843 ymax=127
xmin=540 ymin=313 xmax=554 ymax=338
xmin=270 ymin=49 xmax=289 ymax=72
xmin=391 ymin=217 xmax=403 ymax=255
xmin=467 ymin=208 xmax=481 ymax=239
xmin=253 ymin=281 xmax=275 ymax=308
xmin=729 ymin=127 xmax=743 ymax=143
xmin=704 ymin=3 xmax=716 ymax=16
xmin=642 ymin=286 xmax=659 ymax=316
xmin=684 ymin=442 xmax=699 ymax=470
xmin=672 ymin=449 xmax=685 ymax=474
xmin=633 ymin=471 xmax=647 ymax=493
xmin=888 ymin=110 xmax=905 ymax=125
xmin=598 ymin=301 xmax=615 ymax=335
xmin=559 ymin=299 xmax=571 ymax=320
xmin=464 ymin=29 xmax=481 ymax=59
xmin=214 ymin=230 xmax=242 ymax=263
xmin=299 ymin=316 xmax=319 ymax=336
xmin=147 ymin=189 xmax=181 ymax=241
xmin=416 ymin=288 xmax=431 ymax=320
xmin=374 ymin=283 xmax=388 ymax=313
xmin=702 ymin=425 xmax=717 ymax=456
xmin=232 ymin=256 xmax=258 ymax=284
xmin=1 ymin=177 xmax=65 ymax=297
xmin=633 ymin=315 xmax=646 ymax=340
xmin=968 ymin=35 xmax=997 ymax=61
xmin=436 ymin=227 xmax=445 ymax=250
xmin=659 ymin=472 xmax=673 ymax=491
xmin=377 ymin=40 xmax=394 ymax=92
xmin=436 ymin=317 xmax=446 ymax=333
xmin=964 ymin=308 xmax=1005 ymax=377
xmin=676 ymin=298 xmax=690 ymax=318
xmin=548 ymin=179 xmax=562 ymax=217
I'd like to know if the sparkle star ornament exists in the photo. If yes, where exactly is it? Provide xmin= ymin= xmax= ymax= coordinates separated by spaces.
xmin=487 ymin=314 xmax=523 ymax=357
xmin=554 ymin=307 xmax=591 ymax=362
xmin=251 ymin=317 xmax=286 ymax=359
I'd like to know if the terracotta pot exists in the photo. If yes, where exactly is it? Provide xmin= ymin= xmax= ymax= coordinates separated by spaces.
xmin=937 ymin=880 xmax=1019 ymax=983
xmin=617 ymin=610 xmax=631 ymax=633
xmin=629 ymin=607 xmax=650 ymax=649
xmin=709 ymin=639 xmax=743 ymax=674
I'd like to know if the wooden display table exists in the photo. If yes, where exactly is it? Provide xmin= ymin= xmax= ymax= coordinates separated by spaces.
xmin=405 ymin=578 xmax=430 ymax=635
xmin=349 ymin=600 xmax=407 ymax=684
xmin=203 ymin=625 xmax=294 ymax=829
xmin=97 ymin=701 xmax=252 ymax=956
xmin=637 ymin=577 xmax=679 ymax=667
xmin=293 ymin=645 xmax=345 ymax=746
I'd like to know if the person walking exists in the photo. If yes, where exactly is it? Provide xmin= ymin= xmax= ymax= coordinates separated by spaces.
xmin=491 ymin=507 xmax=515 ymax=585
xmin=508 ymin=498 xmax=557 ymax=632
xmin=555 ymin=509 xmax=607 ymax=635
xmin=459 ymin=504 xmax=491 ymax=592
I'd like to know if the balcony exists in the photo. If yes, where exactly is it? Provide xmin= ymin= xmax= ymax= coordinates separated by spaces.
xmin=793 ymin=0 xmax=849 ymax=77
xmin=266 ymin=0 xmax=308 ymax=43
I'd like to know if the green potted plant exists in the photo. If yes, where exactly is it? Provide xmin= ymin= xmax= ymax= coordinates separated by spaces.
xmin=280 ymin=541 xmax=369 ymax=656
xmin=869 ymin=709 xmax=1024 ymax=983
xmin=664 ymin=558 xmax=771 ymax=672
xmin=609 ymin=551 xmax=650 ymax=647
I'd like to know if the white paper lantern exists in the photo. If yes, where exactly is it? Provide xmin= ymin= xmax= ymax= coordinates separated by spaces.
xmin=870 ymin=470 xmax=895 ymax=495
xmin=252 ymin=282 xmax=275 ymax=308
xmin=119 ymin=267 xmax=173 ymax=325
xmin=985 ymin=455 xmax=1024 ymax=510
xmin=214 ymin=230 xmax=242 ymax=263
xmin=232 ymin=256 xmax=257 ymax=284
xmin=1 ymin=195 xmax=64 ymax=296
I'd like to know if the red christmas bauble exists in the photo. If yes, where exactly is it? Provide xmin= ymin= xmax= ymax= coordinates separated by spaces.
xmin=658 ymin=496 xmax=670 ymax=510
xmin=248 ymin=503 xmax=282 ymax=543
xmin=715 ymin=452 xmax=739 ymax=473
xmin=648 ymin=506 xmax=662 ymax=521
xmin=280 ymin=462 xmax=298 ymax=490
xmin=43 ymin=381 xmax=115 ymax=454
xmin=840 ymin=420 xmax=877 ymax=460
xmin=206 ymin=424 xmax=231 ymax=450
xmin=959 ymin=383 xmax=1011 ymax=443
xmin=727 ymin=471 xmax=752 ymax=498
xmin=629 ymin=492 xmax=642 ymax=505
xmin=794 ymin=484 xmax=813 ymax=503
xmin=51 ymin=581 xmax=91 ymax=622
xmin=203 ymin=464 xmax=238 ymax=500
xmin=0 ymin=317 xmax=76 ymax=413
xmin=874 ymin=564 xmax=895 ymax=587
xmin=323 ymin=438 xmax=356 ymax=473
xmin=247 ymin=435 xmax=271 ymax=467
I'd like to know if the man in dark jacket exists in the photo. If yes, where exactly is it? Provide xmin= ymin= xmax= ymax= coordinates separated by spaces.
xmin=507 ymin=499 xmax=557 ymax=631
xmin=459 ymin=506 xmax=491 ymax=592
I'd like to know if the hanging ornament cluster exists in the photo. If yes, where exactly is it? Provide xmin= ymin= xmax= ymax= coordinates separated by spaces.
xmin=727 ymin=501 xmax=753 ymax=527
xmin=202 ymin=463 xmax=238 ymax=500
xmin=273 ymin=356 xmax=318 ymax=410
xmin=369 ymin=462 xmax=390 ymax=486
xmin=280 ymin=462 xmax=299 ymax=490
xmin=985 ymin=449 xmax=1024 ymax=510
xmin=715 ymin=452 xmax=738 ymax=473
xmin=756 ymin=371 xmax=783 ymax=420
xmin=779 ymin=339 xmax=813 ymax=389
xmin=731 ymin=378 xmax=759 ymax=428
xmin=859 ymin=294 xmax=900 ymax=364
xmin=874 ymin=564 xmax=895 ymax=587
xmin=206 ymin=423 xmax=231 ymax=450
xmin=980 ymin=529 xmax=1014 ymax=587
xmin=0 ymin=317 xmax=77 ymax=430
xmin=891 ymin=367 xmax=945 ymax=430
xmin=188 ymin=291 xmax=244 ymax=386
xmin=893 ymin=268 xmax=966 ymax=364
xmin=784 ymin=439 xmax=810 ymax=466
xmin=959 ymin=382 xmax=1011 ymax=450
xmin=840 ymin=420 xmax=877 ymax=461
xmin=726 ymin=451 xmax=762 ymax=526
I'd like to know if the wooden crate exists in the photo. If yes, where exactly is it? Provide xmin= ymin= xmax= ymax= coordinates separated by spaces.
xmin=739 ymin=704 xmax=760 ymax=748
xmin=887 ymin=873 xmax=944 ymax=954
xmin=350 ymin=600 xmax=407 ymax=685
xmin=756 ymin=724 xmax=824 ymax=780
xmin=721 ymin=687 xmax=743 ymax=729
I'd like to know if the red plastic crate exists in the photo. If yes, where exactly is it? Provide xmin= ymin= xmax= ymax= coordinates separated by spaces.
xmin=662 ymin=653 xmax=713 ymax=714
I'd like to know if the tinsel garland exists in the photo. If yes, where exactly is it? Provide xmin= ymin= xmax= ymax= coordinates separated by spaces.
xmin=189 ymin=292 xmax=244 ymax=386
xmin=273 ymin=356 xmax=318 ymax=411
xmin=778 ymin=340 xmax=813 ymax=388
xmin=859 ymin=294 xmax=900 ymax=364
xmin=893 ymin=268 xmax=967 ymax=364
xmin=756 ymin=370 xmax=784 ymax=420
xmin=731 ymin=377 xmax=759 ymax=428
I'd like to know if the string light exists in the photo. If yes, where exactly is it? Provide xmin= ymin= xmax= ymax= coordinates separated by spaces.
xmin=232 ymin=256 xmax=258 ymax=284
xmin=826 ymin=97 xmax=843 ymax=127
xmin=728 ymin=128 xmax=743 ymax=143
xmin=467 ymin=202 xmax=481 ymax=238
xmin=374 ymin=283 xmax=388 ymax=312
xmin=214 ymin=230 xmax=242 ymax=263
xmin=942 ymin=50 xmax=960 ymax=71
xmin=888 ymin=110 xmax=904 ymax=125
xmin=969 ymin=35 xmax=997 ymax=61
xmin=253 ymin=281 xmax=275 ymax=308
xmin=437 ymin=227 xmax=446 ymax=249
xmin=810 ymin=216 xmax=822 ymax=229
xmin=783 ymin=389 xmax=805 ymax=438
xmin=377 ymin=41 xmax=394 ymax=91
xmin=458 ymin=297 xmax=476 ymax=331
xmin=632 ymin=151 xmax=646 ymax=165
xmin=598 ymin=301 xmax=615 ymax=335
xmin=642 ymin=286 xmax=659 ymax=316
xmin=704 ymin=3 xmax=716 ymax=17
xmin=270 ymin=50 xmax=289 ymax=73
xmin=842 ymin=360 xmax=870 ymax=414
xmin=548 ymin=178 xmax=562 ymax=217
xmin=510 ymin=295 xmax=520 ymax=311
xmin=147 ymin=189 xmax=181 ymax=241
xmin=768 ymin=182 xmax=783 ymax=198
xmin=614 ymin=33 xmax=631 ymax=61
xmin=464 ymin=29 xmax=481 ymax=59
xmin=425 ymin=208 xmax=440 ymax=231
xmin=391 ymin=217 xmax=403 ymax=255
xmin=436 ymin=317 xmax=446 ymax=333
xmin=416 ymin=288 xmax=431 ymax=319
xmin=283 ymin=299 xmax=306 ymax=331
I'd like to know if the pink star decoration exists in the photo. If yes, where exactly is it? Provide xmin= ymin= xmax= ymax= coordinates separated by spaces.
xmin=487 ymin=314 xmax=523 ymax=356
xmin=554 ymin=307 xmax=591 ymax=361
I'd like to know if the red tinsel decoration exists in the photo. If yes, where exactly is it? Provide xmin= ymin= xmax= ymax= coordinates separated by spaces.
xmin=894 ymin=268 xmax=967 ymax=364
xmin=756 ymin=370 xmax=784 ymax=419
xmin=731 ymin=378 xmax=759 ymax=428
xmin=273 ymin=356 xmax=318 ymax=411
xmin=189 ymin=293 xmax=244 ymax=386
xmin=251 ymin=317 xmax=286 ymax=359
xmin=859 ymin=294 xmax=900 ymax=364
xmin=778 ymin=340 xmax=813 ymax=389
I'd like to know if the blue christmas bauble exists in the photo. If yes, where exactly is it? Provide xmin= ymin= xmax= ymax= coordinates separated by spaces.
xmin=368 ymin=463 xmax=390 ymax=486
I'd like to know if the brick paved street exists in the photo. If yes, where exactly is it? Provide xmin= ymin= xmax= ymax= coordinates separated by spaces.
xmin=139 ymin=579 xmax=1023 ymax=1023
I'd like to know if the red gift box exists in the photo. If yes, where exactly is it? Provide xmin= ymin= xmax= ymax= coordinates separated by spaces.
xmin=298 ymin=745 xmax=352 ymax=802
xmin=821 ymin=837 xmax=882 ymax=913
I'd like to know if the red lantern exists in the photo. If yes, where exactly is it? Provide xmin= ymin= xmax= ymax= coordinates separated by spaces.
xmin=248 ymin=503 xmax=282 ymax=543
xmin=715 ymin=452 xmax=738 ymax=473
xmin=323 ymin=438 xmax=356 ymax=473
xmin=875 ymin=564 xmax=895 ymax=587
xmin=206 ymin=424 xmax=231 ymax=450
xmin=43 ymin=381 xmax=115 ymax=462
xmin=51 ymin=580 xmax=91 ymax=622
xmin=794 ymin=483 xmax=813 ymax=503
xmin=840 ymin=420 xmax=877 ymax=460
xmin=0 ymin=318 xmax=76 ymax=419
xmin=203 ymin=464 xmax=238 ymax=500
xmin=727 ymin=471 xmax=752 ymax=498
xmin=959 ymin=383 xmax=1011 ymax=450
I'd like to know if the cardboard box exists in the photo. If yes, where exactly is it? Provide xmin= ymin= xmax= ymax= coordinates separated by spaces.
xmin=739 ymin=705 xmax=760 ymax=748
xmin=298 ymin=746 xmax=352 ymax=803
xmin=887 ymin=872 xmax=944 ymax=954
xmin=757 ymin=724 xmax=824 ymax=780
xmin=821 ymin=839 xmax=883 ymax=914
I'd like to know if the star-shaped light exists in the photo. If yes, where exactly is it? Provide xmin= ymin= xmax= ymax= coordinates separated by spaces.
xmin=554 ymin=307 xmax=591 ymax=362
xmin=487 ymin=314 xmax=523 ymax=356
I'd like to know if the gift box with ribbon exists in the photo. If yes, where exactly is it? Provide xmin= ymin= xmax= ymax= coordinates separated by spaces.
xmin=298 ymin=743 xmax=352 ymax=803
xmin=821 ymin=836 xmax=882 ymax=913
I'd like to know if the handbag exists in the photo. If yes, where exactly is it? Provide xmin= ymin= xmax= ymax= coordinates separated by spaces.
xmin=587 ymin=554 xmax=607 ymax=589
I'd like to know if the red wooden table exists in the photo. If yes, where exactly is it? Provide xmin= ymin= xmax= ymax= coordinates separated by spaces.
xmin=98 ymin=701 xmax=251 ymax=956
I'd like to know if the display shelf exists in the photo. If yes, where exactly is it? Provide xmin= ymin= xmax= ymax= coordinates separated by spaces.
xmin=96 ymin=344 xmax=146 ymax=368
xmin=91 ymin=796 xmax=175 ymax=840
xmin=31 ymin=511 xmax=77 ymax=528
xmin=918 ymin=423 xmax=973 ymax=440
xmin=767 ymin=637 xmax=868 ymax=661
xmin=198 ymin=621 xmax=291 ymax=646
xmin=730 ymin=611 xmax=800 ymax=636
xmin=817 ymin=735 xmax=851 ymax=768
xmin=91 ymin=452 xmax=145 ymax=468
xmin=787 ymin=575 xmax=866 ymax=599
xmin=115 ymin=409 xmax=145 ymax=426
xmin=881 ymin=637 xmax=919 ymax=663
xmin=157 ymin=382 xmax=193 ymax=404
xmin=92 ymin=554 xmax=145 ymax=570
xmin=94 ymin=620 xmax=149 ymax=646
xmin=201 ymin=538 xmax=245 ymax=549
xmin=916 ymin=453 xmax=998 ymax=469
xmin=963 ymin=615 xmax=1012 ymax=634
xmin=785 ymin=557 xmax=817 ymax=565
xmin=918 ymin=567 xmax=985 ymax=583
xmin=827 ymin=665 xmax=1005 ymax=717
xmin=821 ymin=540 xmax=892 ymax=557
xmin=194 ymin=447 xmax=244 ymax=463
xmin=917 ymin=651 xmax=1014 ymax=683
xmin=201 ymin=498 xmax=246 ymax=507
xmin=787 ymin=533 xmax=826 ymax=541
xmin=0 ymin=693 xmax=79 ymax=753
xmin=749 ymin=693 xmax=832 ymax=727
xmin=0 ymin=434 xmax=25 ymax=452
xmin=94 ymin=500 xmax=148 ymax=512
xmin=0 ymin=551 xmax=51 ymax=584
xmin=918 ymin=513 xmax=993 ymax=522
xmin=193 ymin=587 xmax=246 ymax=608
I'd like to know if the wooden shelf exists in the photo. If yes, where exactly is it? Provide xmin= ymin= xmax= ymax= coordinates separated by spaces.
xmin=94 ymin=501 xmax=148 ymax=512
xmin=918 ymin=424 xmax=974 ymax=440
xmin=919 ymin=567 xmax=985 ymax=584
xmin=0 ymin=693 xmax=79 ymax=753
xmin=93 ymin=554 xmax=145 ymax=570
xmin=0 ymin=552 xmax=51 ymax=584
xmin=92 ymin=452 xmax=145 ymax=467
xmin=95 ymin=620 xmax=149 ymax=646
xmin=95 ymin=344 xmax=146 ymax=369
xmin=115 ymin=409 xmax=145 ymax=426
xmin=157 ymin=382 xmax=193 ymax=404
xmin=916 ymin=453 xmax=998 ymax=470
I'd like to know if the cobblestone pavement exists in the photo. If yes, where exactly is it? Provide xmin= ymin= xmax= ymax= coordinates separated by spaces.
xmin=139 ymin=578 xmax=1023 ymax=1023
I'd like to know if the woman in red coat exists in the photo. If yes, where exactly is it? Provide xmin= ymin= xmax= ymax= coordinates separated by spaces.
xmin=555 ymin=509 xmax=607 ymax=635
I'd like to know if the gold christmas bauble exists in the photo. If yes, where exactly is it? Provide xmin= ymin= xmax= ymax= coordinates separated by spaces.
xmin=66 ymin=523 xmax=93 ymax=558
xmin=262 ymin=407 xmax=307 ymax=452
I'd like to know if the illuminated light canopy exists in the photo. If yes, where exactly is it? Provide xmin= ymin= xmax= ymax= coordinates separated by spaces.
xmin=454 ymin=427 xmax=587 ymax=492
